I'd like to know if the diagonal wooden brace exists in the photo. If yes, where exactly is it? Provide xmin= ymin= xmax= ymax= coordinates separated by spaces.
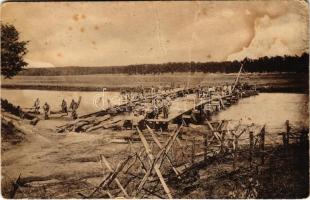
xmin=146 ymin=125 xmax=181 ymax=178
xmin=100 ymin=155 xmax=130 ymax=198
xmin=134 ymin=125 xmax=182 ymax=199
xmin=87 ymin=154 xmax=133 ymax=198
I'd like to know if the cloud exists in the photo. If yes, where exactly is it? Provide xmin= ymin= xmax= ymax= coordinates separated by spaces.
xmin=1 ymin=1 xmax=308 ymax=66
xmin=25 ymin=59 xmax=55 ymax=68
xmin=227 ymin=0 xmax=309 ymax=60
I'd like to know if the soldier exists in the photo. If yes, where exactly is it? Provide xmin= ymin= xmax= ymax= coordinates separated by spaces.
xmin=43 ymin=102 xmax=50 ymax=120
xmin=153 ymin=104 xmax=159 ymax=119
xmin=69 ymin=99 xmax=75 ymax=110
xmin=107 ymin=98 xmax=112 ymax=108
xmin=162 ymin=98 xmax=170 ymax=119
xmin=61 ymin=99 xmax=68 ymax=115
xmin=69 ymin=99 xmax=79 ymax=119
xmin=71 ymin=101 xmax=79 ymax=120
xmin=203 ymin=102 xmax=212 ymax=119
xmin=223 ymin=83 xmax=228 ymax=94
xmin=34 ymin=98 xmax=40 ymax=114
xmin=151 ymin=98 xmax=159 ymax=119
xmin=227 ymin=84 xmax=232 ymax=94
xmin=127 ymin=100 xmax=134 ymax=112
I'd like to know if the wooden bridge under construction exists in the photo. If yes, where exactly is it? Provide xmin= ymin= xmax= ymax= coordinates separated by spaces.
xmin=57 ymin=83 xmax=258 ymax=133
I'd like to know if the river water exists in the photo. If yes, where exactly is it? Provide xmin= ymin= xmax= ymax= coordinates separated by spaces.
xmin=1 ymin=89 xmax=308 ymax=130
xmin=213 ymin=93 xmax=309 ymax=134
xmin=1 ymin=89 xmax=121 ymax=115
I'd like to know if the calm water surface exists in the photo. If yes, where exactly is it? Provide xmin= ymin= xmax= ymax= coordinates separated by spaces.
xmin=1 ymin=89 xmax=121 ymax=115
xmin=213 ymin=93 xmax=309 ymax=131
xmin=1 ymin=90 xmax=308 ymax=130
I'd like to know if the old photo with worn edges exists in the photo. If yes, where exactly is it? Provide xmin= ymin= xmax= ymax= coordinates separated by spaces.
xmin=1 ymin=1 xmax=309 ymax=198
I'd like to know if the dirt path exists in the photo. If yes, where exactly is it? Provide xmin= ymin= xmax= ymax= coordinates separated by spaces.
xmin=1 ymin=117 xmax=137 ymax=197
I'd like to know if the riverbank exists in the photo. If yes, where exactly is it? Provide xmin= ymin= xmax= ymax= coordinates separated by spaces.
xmin=2 ymin=112 xmax=308 ymax=198
xmin=175 ymin=142 xmax=309 ymax=199
xmin=1 ymin=90 xmax=308 ymax=198
xmin=1 ymin=73 xmax=308 ymax=93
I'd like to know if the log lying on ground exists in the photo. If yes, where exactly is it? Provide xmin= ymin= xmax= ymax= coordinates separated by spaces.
xmin=1 ymin=99 xmax=37 ymax=120
xmin=102 ymin=119 xmax=122 ymax=129
xmin=85 ymin=119 xmax=122 ymax=132
xmin=1 ymin=115 xmax=35 ymax=136
xmin=56 ymin=114 xmax=111 ymax=133
xmin=2 ymin=110 xmax=40 ymax=126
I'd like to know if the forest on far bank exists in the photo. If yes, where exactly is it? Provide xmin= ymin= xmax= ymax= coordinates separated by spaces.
xmin=19 ymin=53 xmax=309 ymax=76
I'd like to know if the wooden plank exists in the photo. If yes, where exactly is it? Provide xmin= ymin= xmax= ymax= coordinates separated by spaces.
xmin=146 ymin=125 xmax=181 ymax=177
xmin=87 ymin=154 xmax=133 ymax=198
xmin=100 ymin=155 xmax=130 ymax=198
xmin=136 ymin=127 xmax=173 ymax=199
xmin=134 ymin=126 xmax=182 ymax=199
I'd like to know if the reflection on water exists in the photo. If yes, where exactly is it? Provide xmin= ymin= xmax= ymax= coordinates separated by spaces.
xmin=1 ymin=90 xmax=309 ymax=131
xmin=213 ymin=93 xmax=309 ymax=131
xmin=1 ymin=89 xmax=121 ymax=115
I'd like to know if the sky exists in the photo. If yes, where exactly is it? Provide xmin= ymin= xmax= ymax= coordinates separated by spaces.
xmin=1 ymin=0 xmax=309 ymax=67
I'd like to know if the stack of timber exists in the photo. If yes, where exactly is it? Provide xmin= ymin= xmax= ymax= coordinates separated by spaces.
xmin=59 ymin=88 xmax=194 ymax=133
xmin=1 ymin=99 xmax=37 ymax=121
xmin=56 ymin=114 xmax=113 ymax=133
xmin=79 ymin=87 xmax=192 ymax=119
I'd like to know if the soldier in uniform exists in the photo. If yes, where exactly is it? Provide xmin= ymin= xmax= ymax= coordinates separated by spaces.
xmin=162 ymin=98 xmax=170 ymax=119
xmin=43 ymin=102 xmax=50 ymax=120
xmin=69 ymin=99 xmax=75 ymax=110
xmin=61 ymin=99 xmax=68 ymax=115
xmin=71 ymin=101 xmax=78 ymax=120
xmin=34 ymin=98 xmax=40 ymax=114
xmin=69 ymin=99 xmax=79 ymax=120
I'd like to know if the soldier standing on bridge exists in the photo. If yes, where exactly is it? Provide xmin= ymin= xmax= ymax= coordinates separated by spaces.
xmin=162 ymin=97 xmax=170 ymax=119
xmin=151 ymin=98 xmax=159 ymax=119
xmin=223 ymin=83 xmax=228 ymax=94
xmin=227 ymin=84 xmax=232 ymax=94
xmin=203 ymin=92 xmax=213 ymax=119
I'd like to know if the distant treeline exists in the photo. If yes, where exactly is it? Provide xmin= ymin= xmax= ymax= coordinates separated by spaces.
xmin=20 ymin=53 xmax=309 ymax=76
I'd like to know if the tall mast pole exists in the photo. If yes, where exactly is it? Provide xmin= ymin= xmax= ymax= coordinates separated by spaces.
xmin=232 ymin=62 xmax=244 ymax=91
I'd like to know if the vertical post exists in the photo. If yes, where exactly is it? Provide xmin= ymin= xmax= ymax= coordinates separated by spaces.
xmin=204 ymin=132 xmax=208 ymax=162
xmin=269 ymin=155 xmax=274 ymax=188
xmin=191 ymin=139 xmax=195 ymax=164
xmin=220 ymin=130 xmax=226 ymax=154
xmin=249 ymin=131 xmax=254 ymax=167
xmin=282 ymin=120 xmax=290 ymax=154
xmin=170 ymin=142 xmax=175 ymax=162
xmin=185 ymin=138 xmax=188 ymax=161
xmin=282 ymin=133 xmax=287 ymax=151
xmin=233 ymin=134 xmax=238 ymax=170
xmin=129 ymin=139 xmax=133 ymax=154
xmin=285 ymin=120 xmax=290 ymax=146
xmin=260 ymin=125 xmax=265 ymax=165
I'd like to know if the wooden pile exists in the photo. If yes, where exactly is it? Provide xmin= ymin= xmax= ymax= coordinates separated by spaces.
xmin=76 ymin=119 xmax=281 ymax=198
xmin=56 ymin=114 xmax=114 ymax=133
xmin=1 ymin=99 xmax=37 ymax=120
xmin=57 ymin=89 xmax=182 ymax=133
xmin=79 ymin=125 xmax=183 ymax=199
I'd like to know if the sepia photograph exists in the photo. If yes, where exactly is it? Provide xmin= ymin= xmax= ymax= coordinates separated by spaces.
xmin=1 ymin=0 xmax=309 ymax=198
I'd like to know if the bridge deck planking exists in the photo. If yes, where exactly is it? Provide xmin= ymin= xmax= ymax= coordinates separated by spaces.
xmin=146 ymin=94 xmax=231 ymax=123
xmin=79 ymin=87 xmax=195 ymax=118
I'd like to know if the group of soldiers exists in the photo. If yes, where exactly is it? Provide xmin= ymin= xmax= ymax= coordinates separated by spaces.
xmin=121 ymin=91 xmax=146 ymax=103
xmin=120 ymin=86 xmax=177 ymax=104
xmin=197 ymin=82 xmax=252 ymax=117
xmin=33 ymin=98 xmax=50 ymax=119
xmin=148 ymin=96 xmax=172 ymax=119
xmin=196 ymin=83 xmax=234 ymax=99
xmin=33 ymin=98 xmax=79 ymax=120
